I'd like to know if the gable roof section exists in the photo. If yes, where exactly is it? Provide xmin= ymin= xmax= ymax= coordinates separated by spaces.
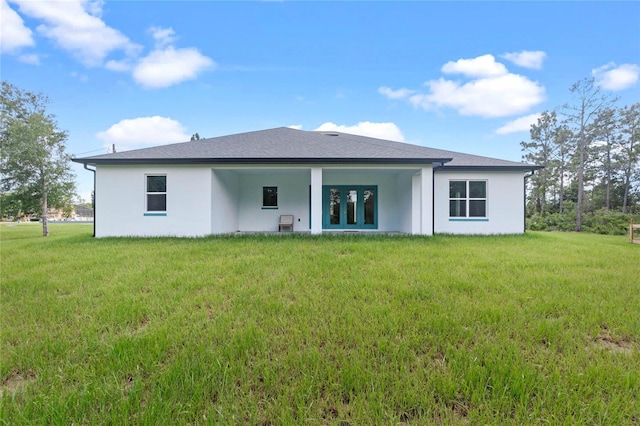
xmin=72 ymin=127 xmax=540 ymax=170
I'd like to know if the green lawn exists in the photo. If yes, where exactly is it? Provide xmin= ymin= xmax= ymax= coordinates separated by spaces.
xmin=1 ymin=223 xmax=639 ymax=425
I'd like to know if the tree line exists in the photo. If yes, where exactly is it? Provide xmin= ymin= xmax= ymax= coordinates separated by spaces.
xmin=521 ymin=78 xmax=639 ymax=233
xmin=0 ymin=81 xmax=76 ymax=236
xmin=2 ymin=78 xmax=638 ymax=236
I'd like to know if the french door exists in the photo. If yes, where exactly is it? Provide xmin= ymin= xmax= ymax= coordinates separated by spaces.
xmin=322 ymin=185 xmax=377 ymax=229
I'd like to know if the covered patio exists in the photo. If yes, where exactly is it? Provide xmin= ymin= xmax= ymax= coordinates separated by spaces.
xmin=210 ymin=165 xmax=434 ymax=235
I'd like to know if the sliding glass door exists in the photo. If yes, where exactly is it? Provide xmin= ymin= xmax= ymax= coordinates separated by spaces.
xmin=323 ymin=185 xmax=377 ymax=229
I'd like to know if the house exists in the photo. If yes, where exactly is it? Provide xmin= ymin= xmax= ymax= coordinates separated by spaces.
xmin=72 ymin=127 xmax=540 ymax=237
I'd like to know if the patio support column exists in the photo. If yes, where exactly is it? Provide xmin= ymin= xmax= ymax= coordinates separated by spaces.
xmin=411 ymin=173 xmax=421 ymax=234
xmin=310 ymin=167 xmax=323 ymax=234
xmin=420 ymin=166 xmax=433 ymax=235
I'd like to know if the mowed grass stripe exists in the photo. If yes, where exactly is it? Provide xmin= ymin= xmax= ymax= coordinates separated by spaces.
xmin=1 ymin=223 xmax=638 ymax=424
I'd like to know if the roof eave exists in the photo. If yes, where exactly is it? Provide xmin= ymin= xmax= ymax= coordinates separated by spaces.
xmin=437 ymin=165 xmax=544 ymax=172
xmin=72 ymin=157 xmax=454 ymax=166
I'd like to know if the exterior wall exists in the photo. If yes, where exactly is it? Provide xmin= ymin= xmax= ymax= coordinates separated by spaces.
xmin=211 ymin=170 xmax=239 ymax=233
xmin=236 ymin=170 xmax=311 ymax=232
xmin=409 ymin=168 xmax=434 ymax=235
xmin=411 ymin=174 xmax=421 ymax=234
xmin=95 ymin=165 xmax=212 ymax=237
xmin=395 ymin=172 xmax=414 ymax=234
xmin=94 ymin=163 xmax=526 ymax=237
xmin=310 ymin=168 xmax=323 ymax=234
xmin=419 ymin=167 xmax=433 ymax=235
xmin=434 ymin=170 xmax=525 ymax=234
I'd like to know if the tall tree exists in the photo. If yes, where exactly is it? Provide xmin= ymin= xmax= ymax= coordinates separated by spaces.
xmin=589 ymin=107 xmax=620 ymax=210
xmin=0 ymin=81 xmax=76 ymax=236
xmin=562 ymin=78 xmax=617 ymax=231
xmin=521 ymin=111 xmax=558 ymax=215
xmin=618 ymin=103 xmax=640 ymax=213
xmin=553 ymin=123 xmax=574 ymax=213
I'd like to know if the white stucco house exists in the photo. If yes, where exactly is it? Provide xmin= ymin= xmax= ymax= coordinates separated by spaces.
xmin=73 ymin=127 xmax=540 ymax=237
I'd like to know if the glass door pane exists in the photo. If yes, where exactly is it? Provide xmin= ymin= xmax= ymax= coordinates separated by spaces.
xmin=346 ymin=189 xmax=357 ymax=225
xmin=329 ymin=188 xmax=341 ymax=225
xmin=364 ymin=189 xmax=375 ymax=225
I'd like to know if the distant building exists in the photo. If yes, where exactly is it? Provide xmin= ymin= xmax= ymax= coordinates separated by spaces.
xmin=47 ymin=204 xmax=94 ymax=221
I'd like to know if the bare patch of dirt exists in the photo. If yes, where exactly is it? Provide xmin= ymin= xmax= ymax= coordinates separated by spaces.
xmin=0 ymin=368 xmax=36 ymax=398
xmin=596 ymin=333 xmax=633 ymax=354
xmin=130 ymin=316 xmax=150 ymax=334
xmin=123 ymin=374 xmax=134 ymax=395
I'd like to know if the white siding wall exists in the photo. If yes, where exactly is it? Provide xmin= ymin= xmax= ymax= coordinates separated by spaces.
xmin=95 ymin=165 xmax=212 ymax=237
xmin=396 ymin=172 xmax=414 ymax=234
xmin=434 ymin=170 xmax=525 ymax=234
xmin=94 ymin=164 xmax=524 ymax=237
xmin=237 ymin=171 xmax=311 ymax=232
xmin=211 ymin=170 xmax=239 ymax=233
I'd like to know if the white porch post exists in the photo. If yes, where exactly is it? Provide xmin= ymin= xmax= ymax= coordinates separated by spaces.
xmin=411 ymin=173 xmax=421 ymax=234
xmin=412 ymin=167 xmax=433 ymax=235
xmin=310 ymin=167 xmax=323 ymax=234
xmin=420 ymin=166 xmax=433 ymax=235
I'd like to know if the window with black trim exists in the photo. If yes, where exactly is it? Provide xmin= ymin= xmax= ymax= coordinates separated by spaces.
xmin=262 ymin=186 xmax=278 ymax=208
xmin=146 ymin=175 xmax=167 ymax=212
xmin=449 ymin=180 xmax=486 ymax=217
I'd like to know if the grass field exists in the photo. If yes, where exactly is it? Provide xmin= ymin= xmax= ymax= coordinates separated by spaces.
xmin=1 ymin=223 xmax=639 ymax=425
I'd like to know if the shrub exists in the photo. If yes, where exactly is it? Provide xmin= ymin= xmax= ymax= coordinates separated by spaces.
xmin=583 ymin=209 xmax=637 ymax=235
xmin=527 ymin=209 xmax=639 ymax=235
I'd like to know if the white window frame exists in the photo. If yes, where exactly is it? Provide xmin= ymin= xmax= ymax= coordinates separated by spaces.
xmin=145 ymin=174 xmax=167 ymax=213
xmin=449 ymin=180 xmax=487 ymax=218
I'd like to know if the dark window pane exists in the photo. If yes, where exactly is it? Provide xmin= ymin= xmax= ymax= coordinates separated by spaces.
xmin=469 ymin=181 xmax=486 ymax=198
xmin=330 ymin=188 xmax=340 ymax=224
xmin=469 ymin=200 xmax=486 ymax=217
xmin=263 ymin=186 xmax=277 ymax=207
xmin=364 ymin=189 xmax=375 ymax=225
xmin=449 ymin=181 xmax=466 ymax=198
xmin=450 ymin=200 xmax=466 ymax=217
xmin=147 ymin=176 xmax=166 ymax=192
xmin=147 ymin=194 xmax=166 ymax=211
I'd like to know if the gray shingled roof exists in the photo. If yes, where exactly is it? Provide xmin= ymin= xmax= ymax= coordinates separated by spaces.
xmin=73 ymin=127 xmax=539 ymax=169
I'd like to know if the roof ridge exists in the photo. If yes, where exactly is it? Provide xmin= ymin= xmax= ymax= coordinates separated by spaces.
xmin=311 ymin=130 xmax=451 ymax=159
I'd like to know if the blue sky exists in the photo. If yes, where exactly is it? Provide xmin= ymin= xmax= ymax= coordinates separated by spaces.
xmin=1 ymin=1 xmax=639 ymax=201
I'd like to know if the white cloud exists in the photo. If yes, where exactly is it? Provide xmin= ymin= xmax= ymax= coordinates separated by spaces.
xmin=4 ymin=3 xmax=215 ymax=88
xmin=0 ymin=0 xmax=34 ymax=53
xmin=288 ymin=124 xmax=303 ymax=130
xmin=378 ymin=86 xmax=415 ymax=100
xmin=411 ymin=73 xmax=545 ymax=118
xmin=18 ymin=53 xmax=40 ymax=65
xmin=380 ymin=54 xmax=546 ymax=118
xmin=502 ymin=50 xmax=546 ymax=69
xmin=149 ymin=26 xmax=176 ymax=48
xmin=132 ymin=46 xmax=215 ymax=89
xmin=96 ymin=116 xmax=189 ymax=149
xmin=314 ymin=121 xmax=405 ymax=142
xmin=441 ymin=54 xmax=508 ymax=78
xmin=592 ymin=62 xmax=640 ymax=91
xmin=495 ymin=113 xmax=541 ymax=135
xmin=10 ymin=0 xmax=140 ymax=66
